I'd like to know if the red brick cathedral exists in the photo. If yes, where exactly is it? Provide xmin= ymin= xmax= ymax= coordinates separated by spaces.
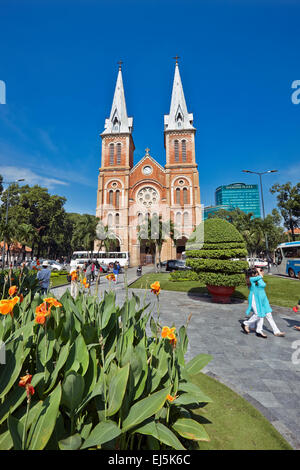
xmin=95 ymin=61 xmax=202 ymax=266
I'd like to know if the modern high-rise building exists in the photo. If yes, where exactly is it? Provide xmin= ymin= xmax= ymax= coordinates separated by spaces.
xmin=203 ymin=204 xmax=235 ymax=220
xmin=215 ymin=183 xmax=261 ymax=218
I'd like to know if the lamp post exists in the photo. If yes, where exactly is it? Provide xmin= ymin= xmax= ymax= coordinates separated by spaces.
xmin=242 ymin=169 xmax=278 ymax=272
xmin=1 ymin=179 xmax=25 ymax=269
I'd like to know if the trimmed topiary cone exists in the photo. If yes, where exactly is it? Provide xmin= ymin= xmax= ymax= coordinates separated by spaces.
xmin=186 ymin=218 xmax=249 ymax=302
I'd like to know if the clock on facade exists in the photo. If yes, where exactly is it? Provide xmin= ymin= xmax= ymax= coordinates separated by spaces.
xmin=142 ymin=165 xmax=152 ymax=175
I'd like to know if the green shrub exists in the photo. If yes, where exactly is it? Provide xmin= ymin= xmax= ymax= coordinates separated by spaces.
xmin=170 ymin=270 xmax=199 ymax=282
xmin=186 ymin=219 xmax=248 ymax=287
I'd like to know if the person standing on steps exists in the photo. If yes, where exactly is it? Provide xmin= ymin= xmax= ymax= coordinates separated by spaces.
xmin=242 ymin=267 xmax=285 ymax=338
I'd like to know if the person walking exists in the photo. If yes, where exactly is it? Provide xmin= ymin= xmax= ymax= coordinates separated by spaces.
xmin=37 ymin=261 xmax=51 ymax=295
xmin=85 ymin=261 xmax=93 ymax=285
xmin=242 ymin=267 xmax=285 ymax=338
xmin=113 ymin=261 xmax=120 ymax=284
xmin=70 ymin=266 xmax=79 ymax=298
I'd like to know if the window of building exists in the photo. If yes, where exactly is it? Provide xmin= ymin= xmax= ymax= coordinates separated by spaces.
xmin=116 ymin=143 xmax=121 ymax=165
xmin=176 ymin=188 xmax=181 ymax=204
xmin=183 ymin=187 xmax=188 ymax=204
xmin=115 ymin=190 xmax=120 ymax=208
xmin=174 ymin=140 xmax=179 ymax=162
xmin=183 ymin=211 xmax=189 ymax=226
xmin=115 ymin=213 xmax=120 ymax=225
xmin=181 ymin=140 xmax=186 ymax=162
xmin=109 ymin=144 xmax=114 ymax=165
xmin=107 ymin=213 xmax=113 ymax=226
xmin=109 ymin=190 xmax=114 ymax=206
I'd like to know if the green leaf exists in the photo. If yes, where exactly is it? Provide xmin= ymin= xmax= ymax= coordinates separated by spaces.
xmin=0 ymin=337 xmax=31 ymax=399
xmin=75 ymin=334 xmax=89 ymax=376
xmin=184 ymin=354 xmax=212 ymax=376
xmin=81 ymin=421 xmax=121 ymax=449
xmin=136 ymin=419 xmax=185 ymax=450
xmin=100 ymin=291 xmax=116 ymax=329
xmin=122 ymin=386 xmax=171 ymax=432
xmin=27 ymin=383 xmax=62 ymax=450
xmin=107 ymin=363 xmax=130 ymax=417
xmin=7 ymin=414 xmax=24 ymax=450
xmin=59 ymin=433 xmax=82 ymax=450
xmin=178 ymin=382 xmax=212 ymax=403
xmin=44 ymin=341 xmax=70 ymax=394
xmin=61 ymin=371 xmax=85 ymax=412
xmin=172 ymin=418 xmax=210 ymax=442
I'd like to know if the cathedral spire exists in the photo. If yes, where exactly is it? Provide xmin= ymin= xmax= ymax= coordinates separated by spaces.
xmin=102 ymin=64 xmax=133 ymax=135
xmin=164 ymin=60 xmax=194 ymax=132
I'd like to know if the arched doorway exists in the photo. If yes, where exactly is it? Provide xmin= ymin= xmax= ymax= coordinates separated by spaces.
xmin=176 ymin=236 xmax=188 ymax=260
xmin=139 ymin=240 xmax=155 ymax=265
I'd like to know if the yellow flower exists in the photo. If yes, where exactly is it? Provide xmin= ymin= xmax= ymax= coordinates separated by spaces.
xmin=43 ymin=297 xmax=62 ymax=308
xmin=150 ymin=281 xmax=161 ymax=295
xmin=161 ymin=326 xmax=177 ymax=348
xmin=0 ymin=297 xmax=19 ymax=317
xmin=166 ymin=394 xmax=178 ymax=402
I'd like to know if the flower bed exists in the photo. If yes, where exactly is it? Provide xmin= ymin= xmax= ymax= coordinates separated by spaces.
xmin=0 ymin=283 xmax=212 ymax=450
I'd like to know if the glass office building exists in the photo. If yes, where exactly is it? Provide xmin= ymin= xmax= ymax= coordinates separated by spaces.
xmin=215 ymin=183 xmax=261 ymax=218
xmin=204 ymin=204 xmax=235 ymax=220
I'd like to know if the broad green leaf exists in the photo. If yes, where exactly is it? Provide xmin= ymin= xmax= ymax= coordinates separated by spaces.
xmin=107 ymin=363 xmax=130 ymax=417
xmin=122 ymin=386 xmax=171 ymax=432
xmin=45 ymin=341 xmax=70 ymax=394
xmin=81 ymin=421 xmax=121 ymax=449
xmin=27 ymin=383 xmax=62 ymax=450
xmin=7 ymin=414 xmax=24 ymax=450
xmin=75 ymin=334 xmax=89 ymax=376
xmin=136 ymin=419 xmax=185 ymax=450
xmin=61 ymin=371 xmax=85 ymax=412
xmin=184 ymin=354 xmax=212 ymax=376
xmin=59 ymin=433 xmax=82 ymax=450
xmin=172 ymin=418 xmax=210 ymax=442
xmin=178 ymin=382 xmax=212 ymax=403
xmin=0 ymin=337 xmax=31 ymax=399
xmin=100 ymin=291 xmax=116 ymax=329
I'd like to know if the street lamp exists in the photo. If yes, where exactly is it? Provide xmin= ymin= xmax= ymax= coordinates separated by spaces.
xmin=242 ymin=169 xmax=278 ymax=272
xmin=1 ymin=178 xmax=25 ymax=269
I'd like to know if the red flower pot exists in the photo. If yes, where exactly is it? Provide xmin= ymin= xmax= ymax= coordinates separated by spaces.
xmin=206 ymin=285 xmax=236 ymax=304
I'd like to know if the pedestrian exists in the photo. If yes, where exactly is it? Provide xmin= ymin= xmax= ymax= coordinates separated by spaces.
xmin=242 ymin=267 xmax=285 ymax=338
xmin=91 ymin=262 xmax=96 ymax=281
xmin=37 ymin=261 xmax=51 ymax=295
xmin=85 ymin=261 xmax=93 ymax=285
xmin=292 ymin=300 xmax=300 ymax=330
xmin=113 ymin=261 xmax=120 ymax=284
xmin=69 ymin=266 xmax=79 ymax=298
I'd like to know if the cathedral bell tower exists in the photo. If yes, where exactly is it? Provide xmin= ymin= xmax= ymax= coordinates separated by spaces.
xmin=163 ymin=58 xmax=202 ymax=259
xmin=96 ymin=63 xmax=134 ymax=252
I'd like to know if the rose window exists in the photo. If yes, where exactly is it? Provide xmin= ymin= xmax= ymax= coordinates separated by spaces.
xmin=137 ymin=187 xmax=159 ymax=207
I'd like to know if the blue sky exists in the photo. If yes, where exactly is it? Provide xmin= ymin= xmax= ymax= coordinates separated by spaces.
xmin=0 ymin=0 xmax=299 ymax=216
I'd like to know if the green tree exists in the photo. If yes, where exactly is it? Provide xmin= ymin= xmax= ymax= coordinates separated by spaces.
xmin=270 ymin=182 xmax=300 ymax=241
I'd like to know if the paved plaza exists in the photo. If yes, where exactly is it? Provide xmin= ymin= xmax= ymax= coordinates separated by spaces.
xmin=52 ymin=268 xmax=300 ymax=450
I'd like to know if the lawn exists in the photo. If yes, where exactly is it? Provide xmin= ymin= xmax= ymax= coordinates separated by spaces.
xmin=130 ymin=272 xmax=300 ymax=308
xmin=192 ymin=373 xmax=292 ymax=450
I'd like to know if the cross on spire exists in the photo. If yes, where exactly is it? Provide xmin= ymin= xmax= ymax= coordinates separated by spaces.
xmin=173 ymin=55 xmax=180 ymax=64
xmin=118 ymin=60 xmax=123 ymax=71
xmin=145 ymin=147 xmax=150 ymax=155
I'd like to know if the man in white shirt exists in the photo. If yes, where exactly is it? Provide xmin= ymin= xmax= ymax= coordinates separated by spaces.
xmin=37 ymin=261 xmax=51 ymax=294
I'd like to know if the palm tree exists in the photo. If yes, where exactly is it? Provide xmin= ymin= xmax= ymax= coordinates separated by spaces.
xmin=138 ymin=214 xmax=175 ymax=272
xmin=14 ymin=223 xmax=35 ymax=261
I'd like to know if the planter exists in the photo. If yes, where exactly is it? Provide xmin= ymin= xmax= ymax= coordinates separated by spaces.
xmin=206 ymin=285 xmax=236 ymax=304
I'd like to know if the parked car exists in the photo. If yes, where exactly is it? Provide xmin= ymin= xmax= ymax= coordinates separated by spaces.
xmin=47 ymin=260 xmax=64 ymax=272
xmin=247 ymin=258 xmax=268 ymax=268
xmin=166 ymin=259 xmax=191 ymax=272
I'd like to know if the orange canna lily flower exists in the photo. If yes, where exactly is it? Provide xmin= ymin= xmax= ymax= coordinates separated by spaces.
xmin=106 ymin=273 xmax=116 ymax=282
xmin=19 ymin=374 xmax=32 ymax=387
xmin=43 ymin=297 xmax=62 ymax=308
xmin=0 ymin=297 xmax=19 ymax=316
xmin=19 ymin=374 xmax=35 ymax=398
xmin=161 ymin=326 xmax=177 ymax=348
xmin=35 ymin=314 xmax=47 ymax=325
xmin=166 ymin=394 xmax=178 ymax=402
xmin=35 ymin=302 xmax=51 ymax=318
xmin=150 ymin=281 xmax=161 ymax=296
xmin=8 ymin=285 xmax=18 ymax=296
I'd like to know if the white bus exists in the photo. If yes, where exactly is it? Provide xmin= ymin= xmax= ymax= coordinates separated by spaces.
xmin=70 ymin=251 xmax=130 ymax=269
xmin=274 ymin=242 xmax=300 ymax=279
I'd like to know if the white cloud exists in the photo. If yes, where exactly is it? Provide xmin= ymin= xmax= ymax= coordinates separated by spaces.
xmin=0 ymin=166 xmax=68 ymax=189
